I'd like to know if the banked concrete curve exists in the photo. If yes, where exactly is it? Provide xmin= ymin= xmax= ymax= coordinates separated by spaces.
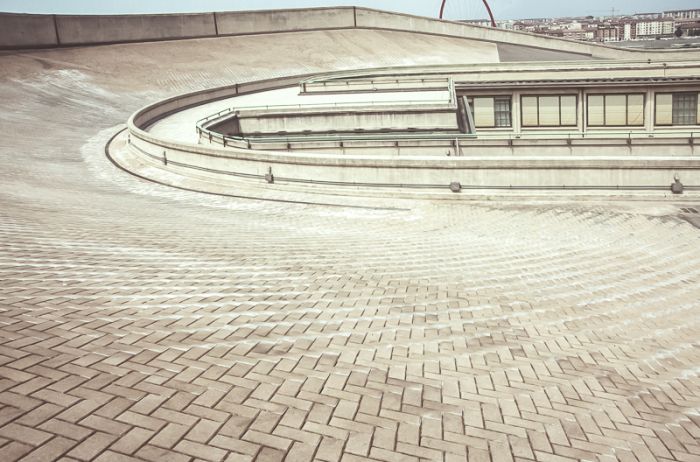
xmin=114 ymin=63 xmax=700 ymax=199
xmin=3 ymin=6 xmax=700 ymax=61
xmin=2 ymin=6 xmax=700 ymax=462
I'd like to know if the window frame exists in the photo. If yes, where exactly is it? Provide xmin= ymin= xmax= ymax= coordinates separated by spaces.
xmin=520 ymin=94 xmax=578 ymax=128
xmin=655 ymin=92 xmax=700 ymax=126
xmin=467 ymin=95 xmax=513 ymax=129
xmin=586 ymin=93 xmax=646 ymax=127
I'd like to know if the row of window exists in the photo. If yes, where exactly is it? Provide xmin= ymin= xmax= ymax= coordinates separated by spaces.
xmin=467 ymin=92 xmax=700 ymax=129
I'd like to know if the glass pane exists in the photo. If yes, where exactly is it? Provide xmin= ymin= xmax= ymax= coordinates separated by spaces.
xmin=467 ymin=97 xmax=475 ymax=126
xmin=605 ymin=94 xmax=627 ymax=126
xmin=521 ymin=96 xmax=538 ymax=126
xmin=494 ymin=97 xmax=512 ymax=127
xmin=673 ymin=93 xmax=698 ymax=125
xmin=655 ymin=94 xmax=672 ymax=125
xmin=560 ymin=96 xmax=577 ymax=126
xmin=627 ymin=94 xmax=644 ymax=126
xmin=539 ymin=96 xmax=560 ymax=126
xmin=473 ymin=97 xmax=495 ymax=128
xmin=587 ymin=95 xmax=604 ymax=126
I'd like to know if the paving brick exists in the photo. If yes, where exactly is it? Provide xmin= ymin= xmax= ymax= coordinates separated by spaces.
xmin=109 ymin=427 xmax=154 ymax=454
xmin=67 ymin=432 xmax=118 ymax=461
xmin=242 ymin=429 xmax=293 ymax=452
xmin=92 ymin=450 xmax=143 ymax=462
xmin=20 ymin=436 xmax=78 ymax=462
xmin=210 ymin=434 xmax=260 ymax=456
xmin=135 ymin=444 xmax=192 ymax=462
xmin=149 ymin=422 xmax=191 ymax=449
xmin=38 ymin=419 xmax=93 ymax=442
xmin=0 ymin=423 xmax=52 ymax=446
xmin=0 ymin=441 xmax=34 ymax=461
xmin=174 ymin=439 xmax=228 ymax=461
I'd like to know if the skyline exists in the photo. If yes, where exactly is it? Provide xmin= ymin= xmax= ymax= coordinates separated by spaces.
xmin=0 ymin=0 xmax=699 ymax=20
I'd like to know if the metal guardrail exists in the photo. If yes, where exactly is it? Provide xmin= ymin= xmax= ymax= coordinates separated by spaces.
xmin=469 ymin=130 xmax=700 ymax=141
xmin=298 ymin=58 xmax=700 ymax=84
xmin=198 ymin=129 xmax=699 ymax=146
xmin=301 ymin=77 xmax=451 ymax=93
xmin=199 ymin=130 xmax=477 ymax=145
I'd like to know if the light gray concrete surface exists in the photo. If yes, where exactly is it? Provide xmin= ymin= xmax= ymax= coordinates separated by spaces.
xmin=0 ymin=13 xmax=58 ymax=49
xmin=128 ymin=59 xmax=700 ymax=192
xmin=3 ymin=7 xmax=700 ymax=62
xmin=215 ymin=7 xmax=355 ymax=35
xmin=55 ymin=12 xmax=217 ymax=45
xmin=1 ymin=23 xmax=700 ymax=462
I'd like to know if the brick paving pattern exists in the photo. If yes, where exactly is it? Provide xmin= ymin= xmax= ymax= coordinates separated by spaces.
xmin=1 ymin=30 xmax=700 ymax=461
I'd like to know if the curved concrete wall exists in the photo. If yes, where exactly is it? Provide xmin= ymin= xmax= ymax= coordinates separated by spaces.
xmin=126 ymin=128 xmax=700 ymax=192
xmin=56 ymin=13 xmax=216 ymax=46
xmin=0 ymin=13 xmax=58 ymax=48
xmin=3 ymin=7 xmax=700 ymax=61
xmin=215 ymin=8 xmax=354 ymax=36
xmin=0 ymin=7 xmax=354 ymax=49
xmin=123 ymin=74 xmax=700 ymax=193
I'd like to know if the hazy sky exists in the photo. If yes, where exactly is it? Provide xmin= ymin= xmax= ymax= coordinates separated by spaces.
xmin=0 ymin=0 xmax=698 ymax=20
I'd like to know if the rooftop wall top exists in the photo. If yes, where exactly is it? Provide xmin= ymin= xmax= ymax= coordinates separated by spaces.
xmin=1 ymin=6 xmax=699 ymax=60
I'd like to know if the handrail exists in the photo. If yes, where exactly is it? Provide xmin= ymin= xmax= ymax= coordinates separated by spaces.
xmin=198 ymin=128 xmax=699 ymax=146
xmin=301 ymin=58 xmax=700 ymax=80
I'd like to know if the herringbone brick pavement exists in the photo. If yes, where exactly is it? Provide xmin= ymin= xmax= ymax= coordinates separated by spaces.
xmin=1 ymin=28 xmax=700 ymax=462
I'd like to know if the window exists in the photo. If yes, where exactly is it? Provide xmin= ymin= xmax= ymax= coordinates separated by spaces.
xmin=673 ymin=93 xmax=697 ymax=125
xmin=521 ymin=95 xmax=577 ymax=127
xmin=587 ymin=94 xmax=645 ymax=127
xmin=494 ymin=97 xmax=512 ymax=127
xmin=467 ymin=96 xmax=512 ymax=128
xmin=655 ymin=92 xmax=700 ymax=126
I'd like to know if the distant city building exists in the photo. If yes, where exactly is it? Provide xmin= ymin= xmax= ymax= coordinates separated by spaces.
xmin=636 ymin=20 xmax=675 ymax=37
xmin=664 ymin=9 xmax=700 ymax=19
xmin=563 ymin=29 xmax=595 ymax=41
xmin=632 ymin=12 xmax=662 ymax=20
xmin=677 ymin=19 xmax=700 ymax=37
xmin=457 ymin=7 xmax=690 ymax=43
xmin=597 ymin=26 xmax=621 ymax=42
xmin=458 ymin=19 xmax=492 ymax=28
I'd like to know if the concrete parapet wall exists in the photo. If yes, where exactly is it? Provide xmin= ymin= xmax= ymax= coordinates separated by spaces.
xmin=235 ymin=110 xmax=458 ymax=134
xmin=205 ymin=134 xmax=697 ymax=158
xmin=302 ymin=77 xmax=450 ymax=94
xmin=355 ymin=8 xmax=597 ymax=57
xmin=131 ymin=76 xmax=304 ymax=130
xmin=353 ymin=8 xmax=700 ymax=60
xmin=55 ymin=13 xmax=216 ymax=46
xmin=1 ymin=7 xmax=699 ymax=61
xmin=0 ymin=13 xmax=58 ymax=49
xmin=127 ymin=70 xmax=700 ymax=194
xmin=127 ymin=130 xmax=700 ymax=192
xmin=215 ymin=8 xmax=354 ymax=36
